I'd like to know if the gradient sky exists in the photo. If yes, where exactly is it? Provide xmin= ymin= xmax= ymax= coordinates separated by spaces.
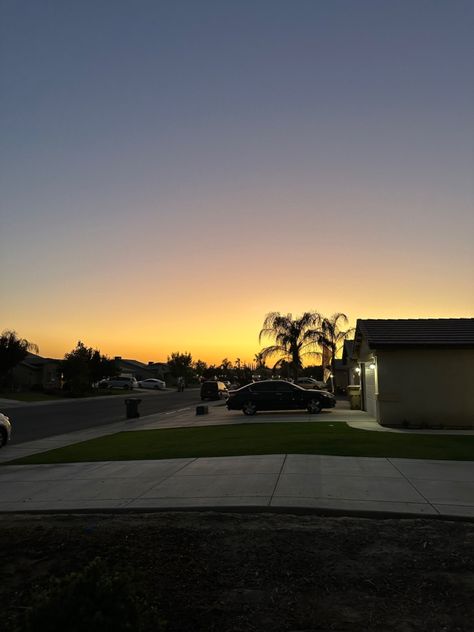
xmin=1 ymin=0 xmax=473 ymax=365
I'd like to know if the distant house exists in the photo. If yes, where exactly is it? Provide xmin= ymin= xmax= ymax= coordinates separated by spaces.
xmin=8 ymin=353 xmax=169 ymax=391
xmin=113 ymin=357 xmax=168 ymax=381
xmin=353 ymin=318 xmax=474 ymax=428
xmin=12 ymin=353 xmax=61 ymax=390
xmin=333 ymin=339 xmax=359 ymax=392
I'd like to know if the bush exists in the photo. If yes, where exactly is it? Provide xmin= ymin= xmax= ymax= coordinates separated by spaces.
xmin=23 ymin=557 xmax=165 ymax=632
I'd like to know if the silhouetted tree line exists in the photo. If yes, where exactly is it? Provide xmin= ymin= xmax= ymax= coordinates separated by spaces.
xmin=1 ymin=310 xmax=353 ymax=395
xmin=61 ymin=341 xmax=118 ymax=395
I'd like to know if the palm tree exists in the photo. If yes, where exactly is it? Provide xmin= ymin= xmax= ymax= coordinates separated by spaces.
xmin=220 ymin=358 xmax=232 ymax=379
xmin=259 ymin=312 xmax=322 ymax=380
xmin=319 ymin=313 xmax=355 ymax=388
xmin=253 ymin=352 xmax=266 ymax=369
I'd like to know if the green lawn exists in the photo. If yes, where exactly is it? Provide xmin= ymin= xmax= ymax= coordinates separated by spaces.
xmin=9 ymin=422 xmax=474 ymax=465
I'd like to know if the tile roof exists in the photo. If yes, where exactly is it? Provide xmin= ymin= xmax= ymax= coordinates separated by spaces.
xmin=23 ymin=352 xmax=59 ymax=365
xmin=117 ymin=359 xmax=148 ymax=369
xmin=355 ymin=319 xmax=474 ymax=348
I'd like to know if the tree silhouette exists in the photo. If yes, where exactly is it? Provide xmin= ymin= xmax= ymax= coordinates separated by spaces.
xmin=219 ymin=358 xmax=232 ymax=379
xmin=193 ymin=359 xmax=208 ymax=379
xmin=0 ymin=330 xmax=38 ymax=388
xmin=259 ymin=312 xmax=322 ymax=380
xmin=61 ymin=341 xmax=116 ymax=394
xmin=253 ymin=352 xmax=266 ymax=369
xmin=167 ymin=352 xmax=193 ymax=384
xmin=319 ymin=313 xmax=355 ymax=386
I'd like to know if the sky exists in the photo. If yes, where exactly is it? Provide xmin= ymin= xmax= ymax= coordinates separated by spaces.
xmin=1 ymin=0 xmax=473 ymax=365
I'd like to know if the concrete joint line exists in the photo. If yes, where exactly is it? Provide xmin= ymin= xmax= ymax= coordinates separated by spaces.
xmin=269 ymin=454 xmax=288 ymax=506
xmin=387 ymin=458 xmax=441 ymax=515
xmin=132 ymin=457 xmax=200 ymax=501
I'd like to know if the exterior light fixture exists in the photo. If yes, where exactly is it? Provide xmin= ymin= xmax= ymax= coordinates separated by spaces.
xmin=354 ymin=367 xmax=361 ymax=375
xmin=369 ymin=362 xmax=376 ymax=370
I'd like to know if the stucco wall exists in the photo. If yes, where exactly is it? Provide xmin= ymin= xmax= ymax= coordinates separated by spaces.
xmin=362 ymin=363 xmax=378 ymax=418
xmin=376 ymin=348 xmax=474 ymax=428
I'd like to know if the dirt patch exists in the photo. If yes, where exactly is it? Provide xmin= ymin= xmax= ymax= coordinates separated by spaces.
xmin=1 ymin=512 xmax=473 ymax=631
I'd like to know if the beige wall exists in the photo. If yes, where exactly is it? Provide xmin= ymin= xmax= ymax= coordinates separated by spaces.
xmin=376 ymin=348 xmax=474 ymax=428
xmin=363 ymin=362 xmax=378 ymax=418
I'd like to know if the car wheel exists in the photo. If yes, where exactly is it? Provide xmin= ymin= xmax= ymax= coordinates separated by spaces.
xmin=0 ymin=429 xmax=7 ymax=448
xmin=307 ymin=399 xmax=321 ymax=414
xmin=242 ymin=401 xmax=257 ymax=416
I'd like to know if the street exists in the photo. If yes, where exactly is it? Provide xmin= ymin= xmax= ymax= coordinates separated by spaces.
xmin=1 ymin=389 xmax=202 ymax=445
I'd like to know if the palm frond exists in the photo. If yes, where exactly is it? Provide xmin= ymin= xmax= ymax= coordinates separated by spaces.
xmin=260 ymin=345 xmax=289 ymax=362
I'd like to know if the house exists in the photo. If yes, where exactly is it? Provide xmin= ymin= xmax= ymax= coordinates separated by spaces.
xmin=113 ymin=357 xmax=168 ymax=381
xmin=8 ymin=353 xmax=169 ymax=391
xmin=342 ymin=339 xmax=359 ymax=383
xmin=12 ymin=353 xmax=61 ymax=390
xmin=333 ymin=339 xmax=359 ymax=392
xmin=353 ymin=318 xmax=474 ymax=429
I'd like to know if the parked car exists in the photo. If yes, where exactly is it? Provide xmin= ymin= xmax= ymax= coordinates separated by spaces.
xmin=0 ymin=412 xmax=12 ymax=447
xmin=295 ymin=377 xmax=328 ymax=390
xmin=226 ymin=379 xmax=336 ymax=415
xmin=100 ymin=376 xmax=138 ymax=390
xmin=200 ymin=380 xmax=229 ymax=401
xmin=137 ymin=378 xmax=166 ymax=390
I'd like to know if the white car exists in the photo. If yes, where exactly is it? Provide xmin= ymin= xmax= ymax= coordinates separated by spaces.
xmin=295 ymin=377 xmax=328 ymax=390
xmin=101 ymin=376 xmax=139 ymax=389
xmin=0 ymin=412 xmax=12 ymax=447
xmin=137 ymin=378 xmax=166 ymax=390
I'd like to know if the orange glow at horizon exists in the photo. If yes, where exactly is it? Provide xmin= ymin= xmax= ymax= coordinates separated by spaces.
xmin=4 ymin=280 xmax=473 ymax=365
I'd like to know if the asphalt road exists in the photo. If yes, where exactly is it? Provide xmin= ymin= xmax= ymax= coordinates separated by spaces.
xmin=2 ymin=389 xmax=202 ymax=445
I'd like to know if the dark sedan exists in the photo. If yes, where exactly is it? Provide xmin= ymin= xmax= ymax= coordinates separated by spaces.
xmin=226 ymin=380 xmax=336 ymax=415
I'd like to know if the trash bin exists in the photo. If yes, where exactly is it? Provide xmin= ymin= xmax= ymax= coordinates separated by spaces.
xmin=125 ymin=398 xmax=141 ymax=419
xmin=347 ymin=385 xmax=361 ymax=410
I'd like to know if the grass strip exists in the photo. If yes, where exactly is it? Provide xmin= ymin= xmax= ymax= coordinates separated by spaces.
xmin=8 ymin=422 xmax=474 ymax=464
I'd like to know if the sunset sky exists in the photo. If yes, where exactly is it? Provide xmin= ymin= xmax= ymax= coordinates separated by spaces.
xmin=1 ymin=1 xmax=473 ymax=365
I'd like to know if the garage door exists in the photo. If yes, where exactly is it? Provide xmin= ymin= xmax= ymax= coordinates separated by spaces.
xmin=363 ymin=364 xmax=378 ymax=418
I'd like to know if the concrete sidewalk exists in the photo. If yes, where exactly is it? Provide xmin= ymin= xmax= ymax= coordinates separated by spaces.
xmin=0 ymin=402 xmax=473 ymax=517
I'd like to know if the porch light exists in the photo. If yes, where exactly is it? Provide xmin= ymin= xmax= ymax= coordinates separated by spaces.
xmin=369 ymin=362 xmax=376 ymax=370
xmin=354 ymin=367 xmax=361 ymax=375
